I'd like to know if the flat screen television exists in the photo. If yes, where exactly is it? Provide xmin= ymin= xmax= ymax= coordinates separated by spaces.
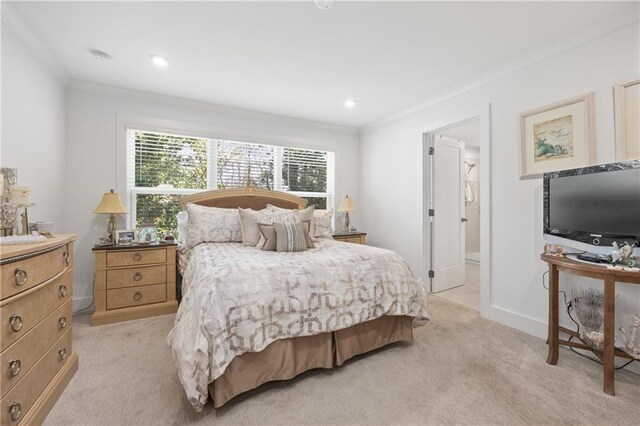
xmin=543 ymin=160 xmax=640 ymax=252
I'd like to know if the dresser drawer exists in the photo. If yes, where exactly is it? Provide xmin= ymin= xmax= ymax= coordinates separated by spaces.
xmin=0 ymin=330 xmax=71 ymax=425
xmin=1 ymin=300 xmax=72 ymax=398
xmin=0 ymin=270 xmax=71 ymax=352
xmin=338 ymin=236 xmax=363 ymax=244
xmin=1 ymin=245 xmax=69 ymax=300
xmin=107 ymin=283 xmax=166 ymax=310
xmin=106 ymin=249 xmax=166 ymax=268
xmin=106 ymin=265 xmax=166 ymax=290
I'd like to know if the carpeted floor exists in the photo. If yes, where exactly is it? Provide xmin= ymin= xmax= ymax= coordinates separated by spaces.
xmin=45 ymin=298 xmax=639 ymax=425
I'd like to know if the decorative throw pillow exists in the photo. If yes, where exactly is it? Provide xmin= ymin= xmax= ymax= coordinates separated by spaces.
xmin=313 ymin=209 xmax=334 ymax=239
xmin=266 ymin=204 xmax=316 ymax=236
xmin=257 ymin=224 xmax=277 ymax=251
xmin=274 ymin=222 xmax=312 ymax=252
xmin=238 ymin=207 xmax=265 ymax=246
xmin=255 ymin=210 xmax=299 ymax=249
xmin=184 ymin=203 xmax=242 ymax=248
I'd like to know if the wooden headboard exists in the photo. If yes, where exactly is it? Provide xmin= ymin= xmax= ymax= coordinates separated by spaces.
xmin=180 ymin=186 xmax=307 ymax=210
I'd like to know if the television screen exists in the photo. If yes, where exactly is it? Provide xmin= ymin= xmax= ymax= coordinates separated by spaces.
xmin=544 ymin=161 xmax=640 ymax=247
xmin=549 ymin=168 xmax=640 ymax=236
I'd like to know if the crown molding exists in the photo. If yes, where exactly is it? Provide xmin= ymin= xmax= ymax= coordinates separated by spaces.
xmin=67 ymin=80 xmax=360 ymax=136
xmin=1 ymin=2 xmax=70 ymax=86
xmin=361 ymin=3 xmax=640 ymax=134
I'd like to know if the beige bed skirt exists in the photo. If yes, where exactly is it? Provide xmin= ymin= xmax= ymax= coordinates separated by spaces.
xmin=209 ymin=315 xmax=413 ymax=407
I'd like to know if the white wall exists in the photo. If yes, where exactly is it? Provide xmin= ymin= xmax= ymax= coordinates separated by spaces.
xmin=65 ymin=82 xmax=360 ymax=307
xmin=360 ymin=22 xmax=640 ymax=339
xmin=1 ymin=26 xmax=66 ymax=227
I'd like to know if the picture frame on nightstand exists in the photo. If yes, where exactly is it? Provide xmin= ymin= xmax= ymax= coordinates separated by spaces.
xmin=114 ymin=229 xmax=136 ymax=245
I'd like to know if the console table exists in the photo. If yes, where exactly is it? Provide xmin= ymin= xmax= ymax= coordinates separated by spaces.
xmin=540 ymin=254 xmax=639 ymax=395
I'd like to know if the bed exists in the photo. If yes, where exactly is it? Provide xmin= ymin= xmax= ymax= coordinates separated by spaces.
xmin=167 ymin=187 xmax=429 ymax=410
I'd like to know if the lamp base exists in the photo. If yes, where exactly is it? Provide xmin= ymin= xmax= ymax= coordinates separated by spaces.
xmin=343 ymin=212 xmax=350 ymax=233
xmin=107 ymin=214 xmax=117 ymax=243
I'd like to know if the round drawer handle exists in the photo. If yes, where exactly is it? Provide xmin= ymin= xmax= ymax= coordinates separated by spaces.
xmin=59 ymin=316 xmax=67 ymax=329
xmin=59 ymin=348 xmax=67 ymax=361
xmin=9 ymin=402 xmax=21 ymax=422
xmin=9 ymin=315 xmax=23 ymax=333
xmin=59 ymin=284 xmax=67 ymax=298
xmin=63 ymin=251 xmax=70 ymax=266
xmin=132 ymin=252 xmax=142 ymax=261
xmin=14 ymin=269 xmax=27 ymax=286
xmin=133 ymin=291 xmax=143 ymax=301
xmin=9 ymin=359 xmax=21 ymax=378
xmin=133 ymin=272 xmax=143 ymax=281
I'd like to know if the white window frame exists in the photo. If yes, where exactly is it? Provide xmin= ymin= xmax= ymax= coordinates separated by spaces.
xmin=127 ymin=129 xmax=335 ymax=230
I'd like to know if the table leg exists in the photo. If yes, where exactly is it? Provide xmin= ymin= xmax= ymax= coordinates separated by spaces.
xmin=546 ymin=264 xmax=559 ymax=365
xmin=603 ymin=275 xmax=615 ymax=395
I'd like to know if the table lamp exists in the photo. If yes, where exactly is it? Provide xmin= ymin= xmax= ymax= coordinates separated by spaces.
xmin=94 ymin=189 xmax=127 ymax=242
xmin=338 ymin=195 xmax=356 ymax=233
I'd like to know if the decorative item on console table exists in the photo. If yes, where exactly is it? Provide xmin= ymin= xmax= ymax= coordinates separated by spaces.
xmin=0 ymin=234 xmax=78 ymax=425
xmin=91 ymin=241 xmax=178 ymax=326
xmin=93 ymin=189 xmax=128 ymax=244
xmin=1 ymin=168 xmax=18 ymax=236
xmin=114 ymin=229 xmax=136 ymax=246
xmin=332 ymin=232 xmax=366 ymax=245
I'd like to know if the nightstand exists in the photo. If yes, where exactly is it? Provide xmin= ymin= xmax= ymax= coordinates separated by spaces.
xmin=332 ymin=232 xmax=366 ymax=244
xmin=91 ymin=242 xmax=178 ymax=326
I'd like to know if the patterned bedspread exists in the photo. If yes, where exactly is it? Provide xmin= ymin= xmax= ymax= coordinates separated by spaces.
xmin=167 ymin=240 xmax=429 ymax=410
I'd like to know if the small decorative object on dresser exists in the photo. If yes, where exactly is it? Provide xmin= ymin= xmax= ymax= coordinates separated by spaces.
xmin=137 ymin=224 xmax=158 ymax=244
xmin=114 ymin=229 xmax=136 ymax=245
xmin=0 ymin=234 xmax=78 ymax=424
xmin=93 ymin=189 xmax=128 ymax=244
xmin=332 ymin=231 xmax=366 ymax=245
xmin=338 ymin=195 xmax=356 ymax=232
xmin=91 ymin=241 xmax=178 ymax=326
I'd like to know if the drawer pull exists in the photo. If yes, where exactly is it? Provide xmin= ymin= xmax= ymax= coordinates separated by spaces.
xmin=59 ymin=316 xmax=67 ymax=329
xmin=14 ymin=269 xmax=27 ymax=286
xmin=133 ymin=272 xmax=143 ymax=281
xmin=9 ymin=403 xmax=21 ymax=422
xmin=132 ymin=252 xmax=142 ymax=261
xmin=133 ymin=291 xmax=143 ymax=301
xmin=63 ymin=251 xmax=70 ymax=266
xmin=9 ymin=359 xmax=21 ymax=378
xmin=9 ymin=315 xmax=23 ymax=332
xmin=59 ymin=348 xmax=67 ymax=361
xmin=59 ymin=284 xmax=67 ymax=298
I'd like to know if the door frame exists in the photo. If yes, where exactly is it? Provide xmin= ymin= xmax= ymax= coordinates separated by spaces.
xmin=421 ymin=104 xmax=491 ymax=317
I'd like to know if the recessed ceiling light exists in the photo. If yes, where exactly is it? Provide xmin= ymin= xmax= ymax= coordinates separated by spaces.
xmin=345 ymin=99 xmax=357 ymax=108
xmin=151 ymin=55 xmax=169 ymax=67
xmin=315 ymin=0 xmax=335 ymax=10
xmin=89 ymin=49 xmax=111 ymax=61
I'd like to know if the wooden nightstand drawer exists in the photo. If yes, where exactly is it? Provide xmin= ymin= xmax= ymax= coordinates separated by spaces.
xmin=1 ymin=300 xmax=72 ymax=397
xmin=1 ymin=244 xmax=69 ymax=299
xmin=107 ymin=283 xmax=167 ymax=310
xmin=332 ymin=233 xmax=366 ymax=244
xmin=1 ymin=269 xmax=71 ymax=352
xmin=106 ymin=265 xmax=166 ymax=290
xmin=106 ymin=248 xmax=166 ymax=268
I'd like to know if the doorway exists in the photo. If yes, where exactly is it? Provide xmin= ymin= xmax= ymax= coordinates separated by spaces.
xmin=427 ymin=118 xmax=482 ymax=312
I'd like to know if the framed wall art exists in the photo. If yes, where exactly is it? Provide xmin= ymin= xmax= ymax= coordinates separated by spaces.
xmin=519 ymin=93 xmax=595 ymax=179
xmin=614 ymin=79 xmax=640 ymax=161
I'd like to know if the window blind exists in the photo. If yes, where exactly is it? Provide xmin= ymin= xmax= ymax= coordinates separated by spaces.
xmin=216 ymin=140 xmax=274 ymax=189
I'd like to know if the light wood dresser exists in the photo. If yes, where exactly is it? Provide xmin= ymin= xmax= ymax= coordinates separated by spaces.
xmin=0 ymin=235 xmax=78 ymax=425
xmin=91 ymin=242 xmax=178 ymax=326
xmin=332 ymin=232 xmax=366 ymax=244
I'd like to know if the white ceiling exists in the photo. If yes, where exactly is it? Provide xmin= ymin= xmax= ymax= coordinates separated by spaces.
xmin=9 ymin=1 xmax=633 ymax=128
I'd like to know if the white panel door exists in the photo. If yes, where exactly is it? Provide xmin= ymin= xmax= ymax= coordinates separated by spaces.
xmin=431 ymin=135 xmax=466 ymax=293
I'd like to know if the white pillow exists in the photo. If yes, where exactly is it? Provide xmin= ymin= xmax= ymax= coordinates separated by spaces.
xmin=176 ymin=211 xmax=189 ymax=246
xmin=238 ymin=207 xmax=266 ymax=246
xmin=184 ymin=203 xmax=242 ymax=248
xmin=255 ymin=209 xmax=299 ymax=249
xmin=266 ymin=204 xmax=316 ymax=236
xmin=313 ymin=209 xmax=334 ymax=239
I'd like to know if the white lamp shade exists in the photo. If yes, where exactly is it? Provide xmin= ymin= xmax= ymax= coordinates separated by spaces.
xmin=338 ymin=195 xmax=356 ymax=212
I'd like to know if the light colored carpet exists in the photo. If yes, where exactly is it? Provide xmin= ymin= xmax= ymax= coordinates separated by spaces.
xmin=436 ymin=262 xmax=481 ymax=312
xmin=46 ymin=298 xmax=639 ymax=425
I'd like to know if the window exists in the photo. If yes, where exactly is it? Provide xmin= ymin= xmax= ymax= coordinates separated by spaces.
xmin=127 ymin=129 xmax=334 ymax=236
